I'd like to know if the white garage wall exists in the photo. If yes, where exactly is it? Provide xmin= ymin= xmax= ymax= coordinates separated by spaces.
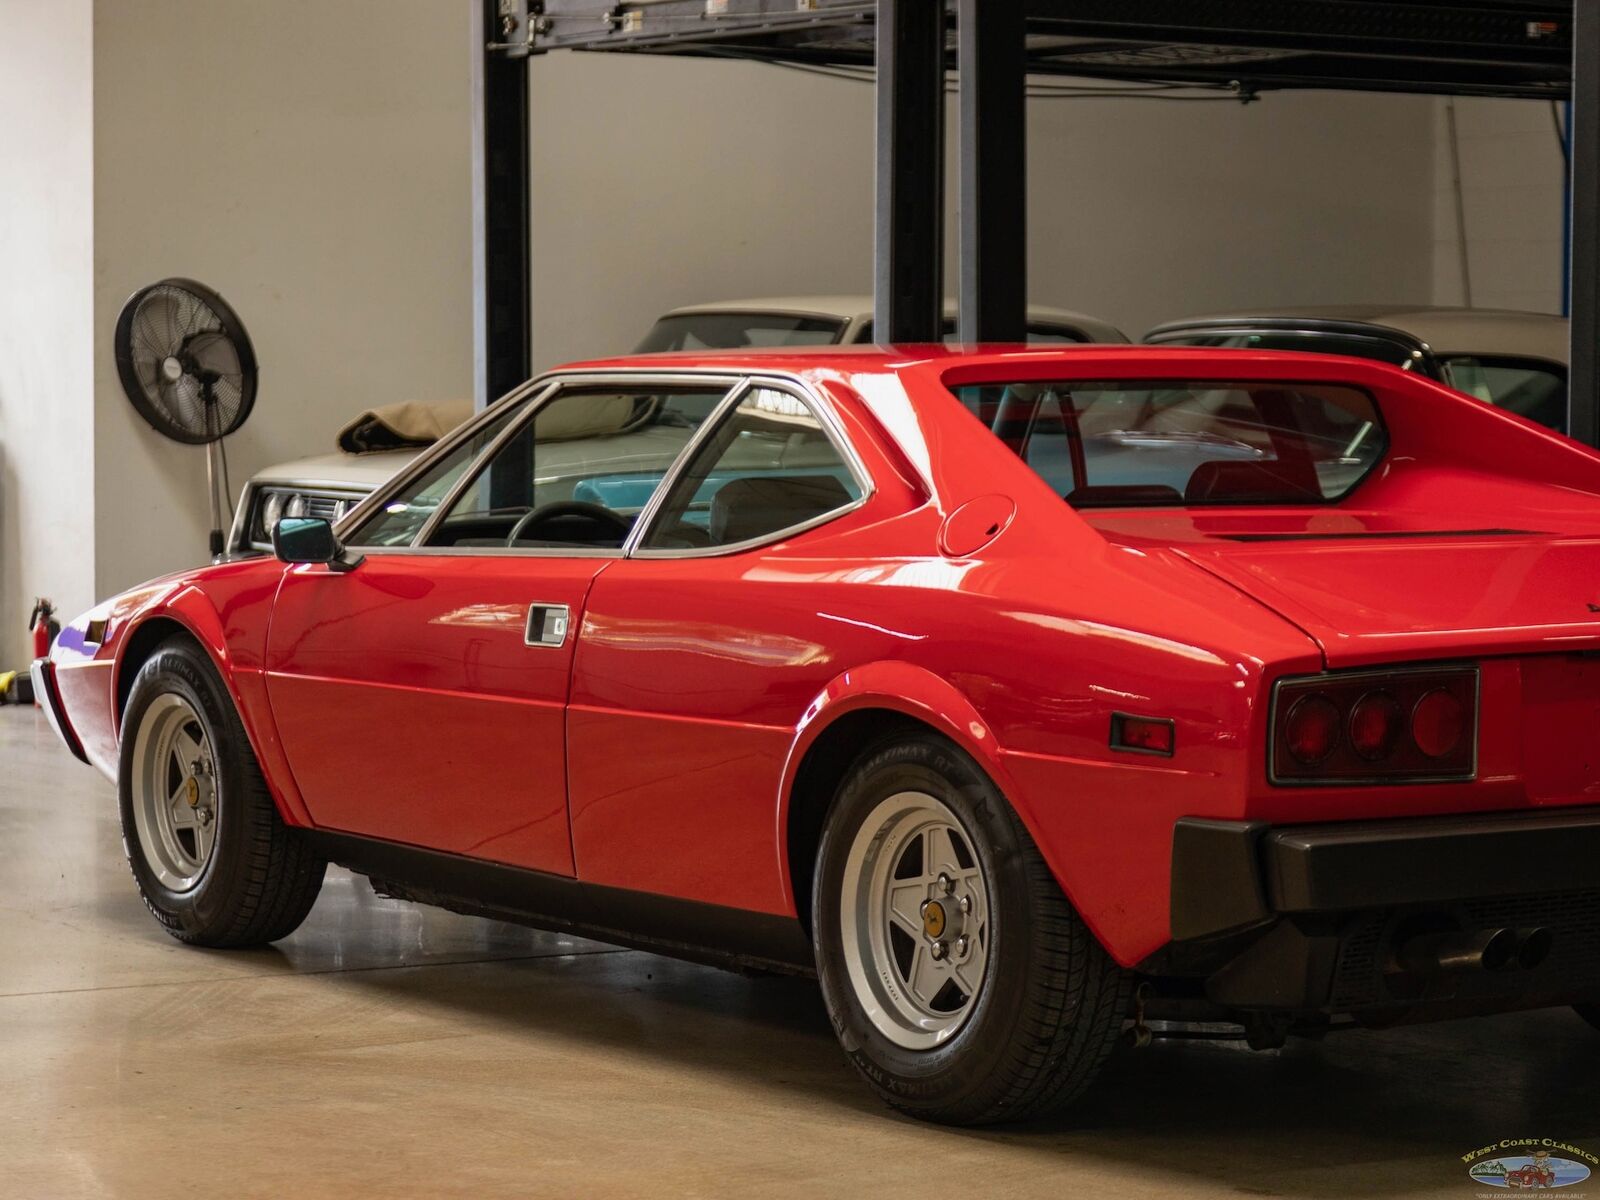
xmin=530 ymin=54 xmax=1437 ymax=365
xmin=1432 ymin=97 xmax=1566 ymax=313
xmin=20 ymin=9 xmax=1441 ymax=618
xmin=0 ymin=0 xmax=95 ymax=665
xmin=91 ymin=0 xmax=474 ymax=598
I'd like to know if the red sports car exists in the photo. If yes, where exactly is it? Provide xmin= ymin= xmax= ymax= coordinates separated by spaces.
xmin=33 ymin=345 xmax=1600 ymax=1125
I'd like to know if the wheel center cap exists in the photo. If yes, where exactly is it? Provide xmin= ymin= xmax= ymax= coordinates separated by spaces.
xmin=923 ymin=900 xmax=947 ymax=939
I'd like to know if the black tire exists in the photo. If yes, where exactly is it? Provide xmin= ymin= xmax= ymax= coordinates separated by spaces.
xmin=813 ymin=733 xmax=1132 ymax=1126
xmin=118 ymin=637 xmax=325 ymax=946
xmin=1577 ymin=1005 xmax=1600 ymax=1031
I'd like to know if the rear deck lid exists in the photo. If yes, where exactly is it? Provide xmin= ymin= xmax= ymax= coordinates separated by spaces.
xmin=1088 ymin=512 xmax=1600 ymax=667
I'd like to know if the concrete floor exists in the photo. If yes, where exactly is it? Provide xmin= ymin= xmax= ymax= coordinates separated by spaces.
xmin=3 ymin=706 xmax=1598 ymax=1199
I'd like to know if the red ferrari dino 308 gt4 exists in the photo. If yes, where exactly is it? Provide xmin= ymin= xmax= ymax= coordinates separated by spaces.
xmin=33 ymin=344 xmax=1600 ymax=1124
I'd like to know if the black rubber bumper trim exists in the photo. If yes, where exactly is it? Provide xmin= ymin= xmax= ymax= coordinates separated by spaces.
xmin=1265 ymin=808 xmax=1600 ymax=912
xmin=30 ymin=658 xmax=87 ymax=764
xmin=1170 ymin=818 xmax=1271 ymax=940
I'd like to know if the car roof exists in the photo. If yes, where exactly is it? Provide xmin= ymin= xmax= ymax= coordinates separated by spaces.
xmin=654 ymin=295 xmax=1127 ymax=342
xmin=248 ymin=448 xmax=420 ymax=488
xmin=1149 ymin=305 xmax=1568 ymax=365
xmin=549 ymin=342 xmax=1415 ymax=378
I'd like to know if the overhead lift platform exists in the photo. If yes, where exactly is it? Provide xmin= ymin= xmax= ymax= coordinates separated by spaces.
xmin=468 ymin=1 xmax=1596 ymax=442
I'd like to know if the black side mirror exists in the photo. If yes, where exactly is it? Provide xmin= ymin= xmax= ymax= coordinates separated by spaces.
xmin=272 ymin=517 xmax=363 ymax=573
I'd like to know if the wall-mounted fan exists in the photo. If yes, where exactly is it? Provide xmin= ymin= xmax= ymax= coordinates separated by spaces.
xmin=113 ymin=278 xmax=258 ymax=557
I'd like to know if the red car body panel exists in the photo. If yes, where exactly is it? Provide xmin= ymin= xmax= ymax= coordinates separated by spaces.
xmin=263 ymin=555 xmax=608 ymax=875
xmin=45 ymin=345 xmax=1600 ymax=969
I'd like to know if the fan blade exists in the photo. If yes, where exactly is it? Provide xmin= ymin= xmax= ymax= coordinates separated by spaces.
xmin=184 ymin=329 xmax=241 ymax=377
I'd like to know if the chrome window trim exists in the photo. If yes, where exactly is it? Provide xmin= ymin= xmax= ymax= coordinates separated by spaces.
xmin=628 ymin=375 xmax=875 ymax=560
xmin=349 ymin=545 xmax=625 ymax=559
xmin=391 ymin=371 xmax=748 ymax=557
xmin=411 ymin=381 xmax=563 ymax=547
xmin=337 ymin=376 xmax=552 ymax=544
xmin=618 ymin=378 xmax=753 ymax=556
xmin=337 ymin=366 xmax=874 ymax=562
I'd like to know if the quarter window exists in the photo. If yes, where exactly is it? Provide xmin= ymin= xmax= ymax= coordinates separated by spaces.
xmin=640 ymin=386 xmax=864 ymax=551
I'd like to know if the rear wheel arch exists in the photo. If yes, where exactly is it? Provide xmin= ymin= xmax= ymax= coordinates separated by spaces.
xmin=786 ymin=707 xmax=930 ymax=938
xmin=781 ymin=663 xmax=1020 ymax=936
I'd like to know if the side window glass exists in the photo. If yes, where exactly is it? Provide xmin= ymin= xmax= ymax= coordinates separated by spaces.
xmin=346 ymin=400 xmax=527 ymax=547
xmin=641 ymin=386 xmax=863 ymax=551
xmin=424 ymin=386 xmax=730 ymax=550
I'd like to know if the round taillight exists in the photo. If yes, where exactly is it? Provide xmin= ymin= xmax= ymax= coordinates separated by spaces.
xmin=1284 ymin=694 xmax=1341 ymax=765
xmin=1412 ymin=688 xmax=1465 ymax=758
xmin=1348 ymin=691 xmax=1403 ymax=761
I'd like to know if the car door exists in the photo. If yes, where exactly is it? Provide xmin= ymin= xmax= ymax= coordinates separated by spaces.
xmin=264 ymin=376 xmax=736 ymax=874
xmin=566 ymin=379 xmax=875 ymax=913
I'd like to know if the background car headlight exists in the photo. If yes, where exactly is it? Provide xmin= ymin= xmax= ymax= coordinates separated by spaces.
xmin=260 ymin=490 xmax=286 ymax=537
xmin=284 ymin=493 xmax=308 ymax=519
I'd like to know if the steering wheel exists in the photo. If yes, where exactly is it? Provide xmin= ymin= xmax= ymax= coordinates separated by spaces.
xmin=504 ymin=500 xmax=632 ymax=547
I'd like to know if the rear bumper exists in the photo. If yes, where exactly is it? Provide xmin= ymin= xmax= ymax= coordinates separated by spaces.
xmin=1167 ymin=810 xmax=1600 ymax=1014
xmin=30 ymin=658 xmax=87 ymax=764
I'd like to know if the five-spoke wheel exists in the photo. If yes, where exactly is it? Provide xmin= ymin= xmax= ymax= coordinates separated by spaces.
xmin=839 ymin=792 xmax=992 ymax=1049
xmin=129 ymin=693 xmax=219 ymax=892
xmin=814 ymin=733 xmax=1132 ymax=1126
xmin=119 ymin=636 xmax=326 ymax=946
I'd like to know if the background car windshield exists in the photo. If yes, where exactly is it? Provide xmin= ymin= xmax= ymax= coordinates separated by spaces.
xmin=634 ymin=313 xmax=846 ymax=352
xmin=953 ymin=379 xmax=1385 ymax=507
xmin=855 ymin=320 xmax=1089 ymax=345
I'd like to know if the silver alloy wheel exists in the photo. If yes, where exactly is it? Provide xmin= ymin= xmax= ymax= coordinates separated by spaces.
xmin=129 ymin=693 xmax=219 ymax=892
xmin=839 ymin=790 xmax=993 ymax=1050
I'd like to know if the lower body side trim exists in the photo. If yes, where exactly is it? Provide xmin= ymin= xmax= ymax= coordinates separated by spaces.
xmin=301 ymin=829 xmax=816 ymax=976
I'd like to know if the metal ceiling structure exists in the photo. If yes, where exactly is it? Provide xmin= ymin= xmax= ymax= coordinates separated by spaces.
xmin=473 ymin=0 xmax=1597 ymax=443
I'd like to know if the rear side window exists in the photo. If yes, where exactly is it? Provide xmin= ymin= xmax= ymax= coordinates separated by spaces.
xmin=953 ymin=380 xmax=1385 ymax=507
xmin=640 ymin=386 xmax=864 ymax=550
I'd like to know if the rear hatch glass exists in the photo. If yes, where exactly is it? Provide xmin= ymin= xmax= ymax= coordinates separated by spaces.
xmin=952 ymin=379 xmax=1386 ymax=507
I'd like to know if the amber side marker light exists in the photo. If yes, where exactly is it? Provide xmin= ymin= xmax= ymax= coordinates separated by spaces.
xmin=1270 ymin=666 xmax=1477 ymax=785
xmin=1111 ymin=712 xmax=1175 ymax=757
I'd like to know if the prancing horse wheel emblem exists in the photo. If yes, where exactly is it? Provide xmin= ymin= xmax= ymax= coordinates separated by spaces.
xmin=184 ymin=777 xmax=201 ymax=808
xmin=922 ymin=900 xmax=947 ymax=939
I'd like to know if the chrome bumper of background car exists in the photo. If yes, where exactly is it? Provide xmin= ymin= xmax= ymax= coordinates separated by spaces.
xmin=1165 ymin=810 xmax=1600 ymax=1015
xmin=30 ymin=658 xmax=88 ymax=764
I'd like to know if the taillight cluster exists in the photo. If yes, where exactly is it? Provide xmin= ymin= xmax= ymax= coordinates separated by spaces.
xmin=1270 ymin=666 xmax=1477 ymax=784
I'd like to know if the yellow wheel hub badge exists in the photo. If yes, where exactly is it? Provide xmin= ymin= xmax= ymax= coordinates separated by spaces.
xmin=922 ymin=900 xmax=947 ymax=939
xmin=184 ymin=777 xmax=200 ymax=808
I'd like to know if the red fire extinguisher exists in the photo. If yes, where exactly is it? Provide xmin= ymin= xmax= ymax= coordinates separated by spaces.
xmin=28 ymin=599 xmax=57 ymax=706
xmin=29 ymin=598 xmax=57 ymax=660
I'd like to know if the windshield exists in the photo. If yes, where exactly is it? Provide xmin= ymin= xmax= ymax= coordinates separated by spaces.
xmin=952 ymin=379 xmax=1386 ymax=507
xmin=635 ymin=312 xmax=847 ymax=352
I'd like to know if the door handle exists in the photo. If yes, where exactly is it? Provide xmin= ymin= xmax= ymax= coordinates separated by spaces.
xmin=525 ymin=603 xmax=571 ymax=648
